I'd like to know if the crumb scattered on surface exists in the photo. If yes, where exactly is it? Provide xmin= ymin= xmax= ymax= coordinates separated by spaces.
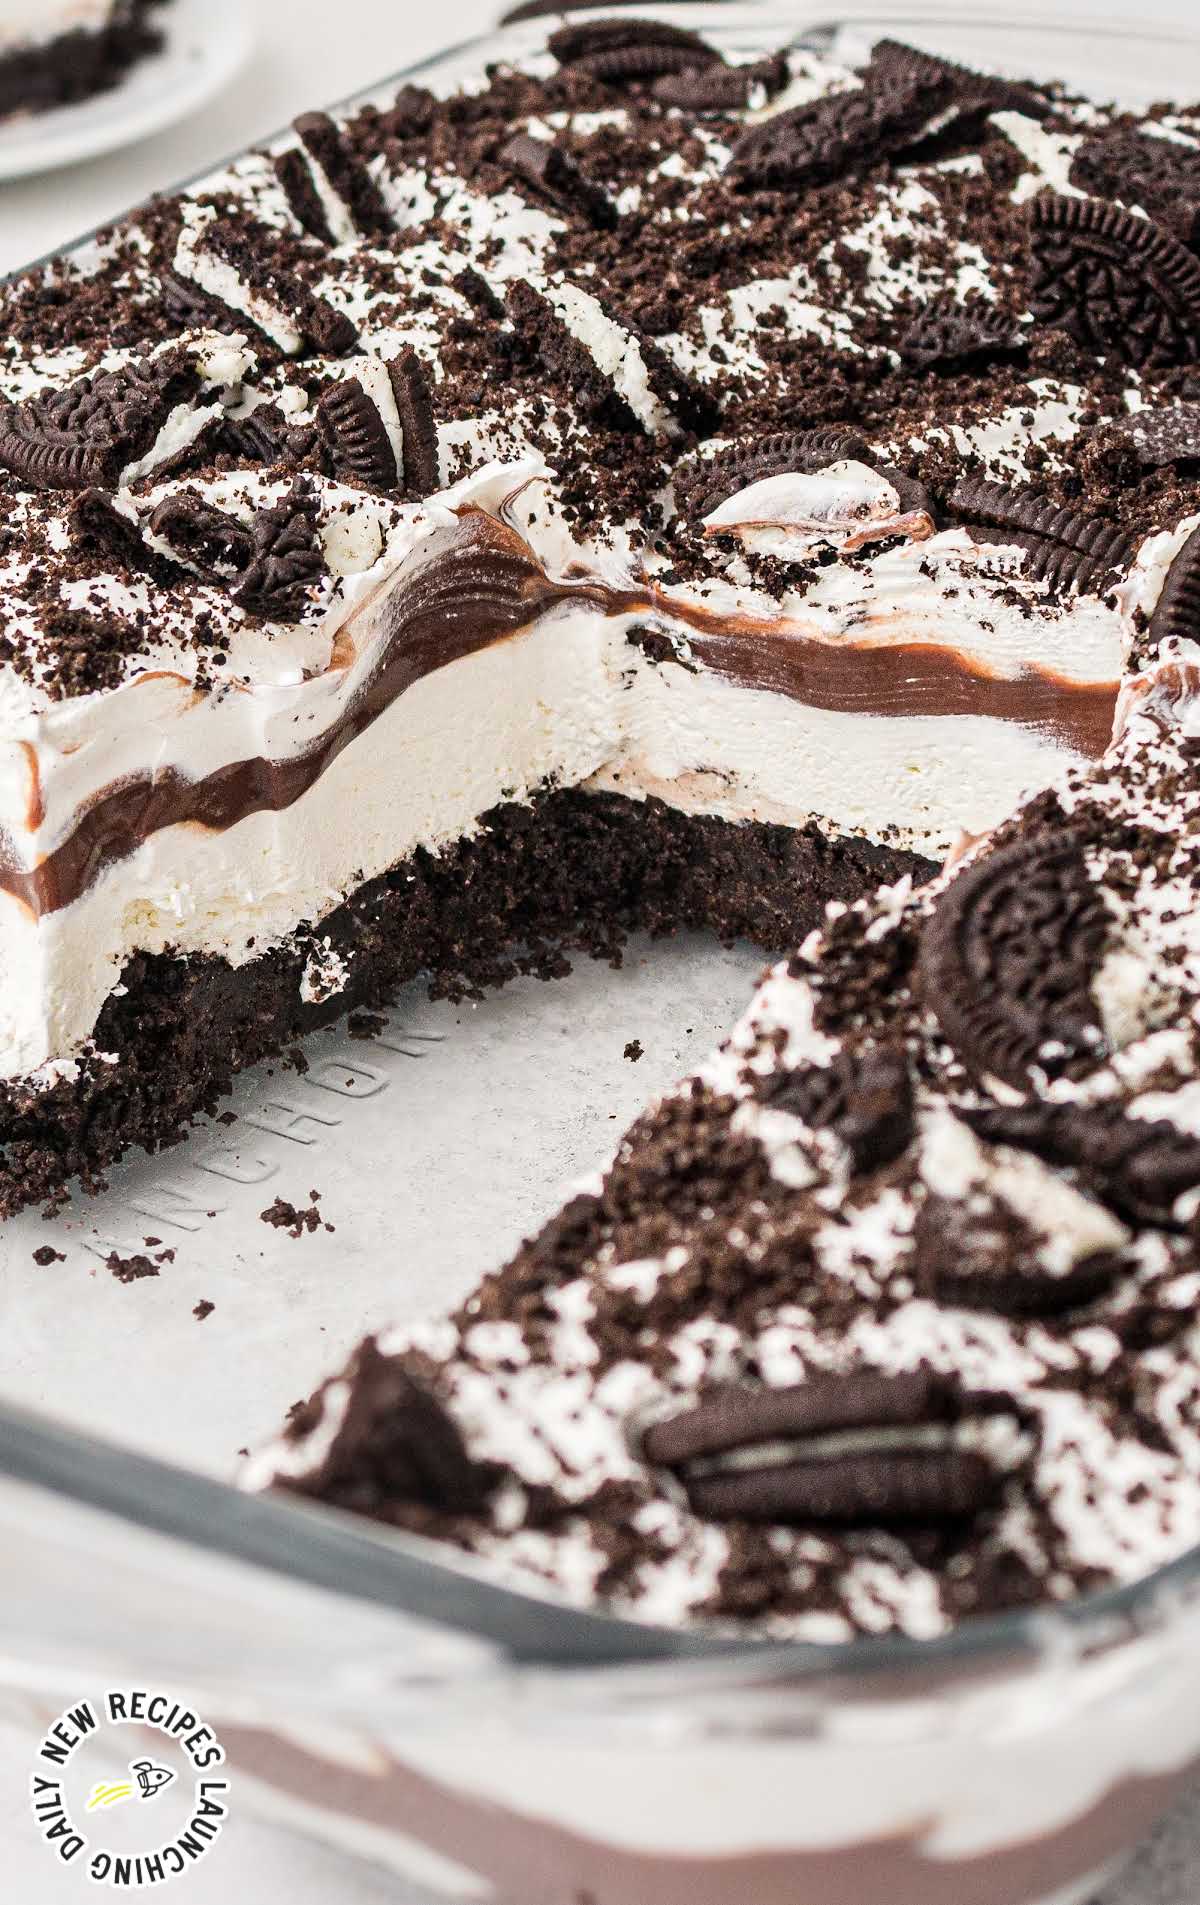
xmin=32 ymin=1244 xmax=65 ymax=1266
xmin=261 ymin=1194 xmax=324 ymax=1238
xmin=193 ymin=1299 xmax=215 ymax=1321
xmin=624 ymin=1038 xmax=644 ymax=1062
xmin=106 ymin=1250 xmax=159 ymax=1284
xmin=348 ymin=1010 xmax=387 ymax=1040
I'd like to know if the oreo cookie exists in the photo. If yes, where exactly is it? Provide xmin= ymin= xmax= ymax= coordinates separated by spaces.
xmin=147 ymin=493 xmax=256 ymax=580
xmin=292 ymin=111 xmax=392 ymax=240
xmin=1149 ymin=523 xmax=1200 ymax=650
xmin=1113 ymin=404 xmax=1200 ymax=468
xmin=285 ymin=1338 xmax=491 ymax=1514
xmin=181 ymin=217 xmax=359 ymax=358
xmin=498 ymin=132 xmax=616 ymax=229
xmin=161 ymin=268 xmax=237 ymax=335
xmin=948 ymin=477 xmax=1134 ymax=594
xmin=919 ymin=830 xmax=1111 ymax=1089
xmin=898 ymin=295 xmax=1025 ymax=372
xmin=507 ymin=277 xmax=716 ymax=438
xmin=962 ymin=1102 xmax=1200 ymax=1231
xmin=762 ymin=1045 xmax=915 ymax=1173
xmin=274 ymin=145 xmax=337 ymax=246
xmin=73 ymin=487 xmax=159 ymax=564
xmin=549 ymin=17 xmax=720 ymax=85
xmin=1028 ymin=196 xmax=1200 ymax=370
xmin=677 ymin=427 xmax=933 ymax=527
xmin=677 ymin=427 xmax=872 ymax=520
xmin=913 ymin=1190 xmax=1121 ymax=1317
xmin=234 ymin=484 xmax=327 ymax=620
xmin=640 ymin=1371 xmax=1026 ymax=1526
xmin=1069 ymin=128 xmax=1200 ymax=253
xmin=729 ymin=40 xmax=961 ymax=191
xmin=218 ymin=402 xmax=301 ymax=467
xmin=317 ymin=376 xmax=400 ymax=490
xmin=0 ymin=352 xmax=198 ymax=492
xmin=388 ymin=349 xmax=440 ymax=499
xmin=653 ymin=51 xmax=789 ymax=113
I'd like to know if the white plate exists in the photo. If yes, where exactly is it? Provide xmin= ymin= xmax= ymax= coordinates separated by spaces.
xmin=0 ymin=0 xmax=253 ymax=182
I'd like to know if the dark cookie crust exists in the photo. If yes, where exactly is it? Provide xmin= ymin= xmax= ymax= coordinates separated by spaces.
xmin=0 ymin=789 xmax=932 ymax=1217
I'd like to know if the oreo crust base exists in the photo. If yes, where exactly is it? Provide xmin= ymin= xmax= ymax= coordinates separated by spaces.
xmin=0 ymin=789 xmax=932 ymax=1218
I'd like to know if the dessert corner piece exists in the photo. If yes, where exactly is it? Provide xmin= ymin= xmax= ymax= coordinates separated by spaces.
xmin=236 ymin=20 xmax=1200 ymax=1642
xmin=0 ymin=2 xmax=165 ymax=120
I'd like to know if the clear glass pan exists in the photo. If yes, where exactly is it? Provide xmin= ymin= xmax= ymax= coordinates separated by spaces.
xmin=2 ymin=7 xmax=1199 ymax=1901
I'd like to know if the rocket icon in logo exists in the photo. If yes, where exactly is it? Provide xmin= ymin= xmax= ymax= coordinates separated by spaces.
xmin=130 ymin=1759 xmax=175 ymax=1801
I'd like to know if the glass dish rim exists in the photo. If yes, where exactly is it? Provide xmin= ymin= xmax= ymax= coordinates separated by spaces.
xmin=2 ymin=0 xmax=1199 ymax=1692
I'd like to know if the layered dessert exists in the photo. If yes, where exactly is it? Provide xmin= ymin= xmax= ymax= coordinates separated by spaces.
xmin=226 ymin=15 xmax=1200 ymax=1640
xmin=0 ymin=1 xmax=165 ymax=119
xmin=0 ymin=13 xmax=1181 ymax=1214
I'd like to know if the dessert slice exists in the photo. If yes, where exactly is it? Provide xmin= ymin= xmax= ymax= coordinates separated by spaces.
xmin=255 ymin=639 xmax=1200 ymax=1640
xmin=0 ymin=20 xmax=1194 ymax=1213
xmin=0 ymin=1 xmax=164 ymax=119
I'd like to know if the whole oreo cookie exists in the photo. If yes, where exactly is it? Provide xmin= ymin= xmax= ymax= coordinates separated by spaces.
xmin=640 ymin=1370 xmax=1027 ymax=1527
xmin=1028 ymin=196 xmax=1200 ymax=370
xmin=763 ymin=1045 xmax=915 ymax=1174
xmin=919 ymin=830 xmax=1111 ymax=1089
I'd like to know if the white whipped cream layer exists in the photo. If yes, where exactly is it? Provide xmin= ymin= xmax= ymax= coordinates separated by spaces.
xmin=0 ymin=460 xmax=1130 ymax=1077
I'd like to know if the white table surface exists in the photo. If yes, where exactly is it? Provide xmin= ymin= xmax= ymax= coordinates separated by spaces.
xmin=3 ymin=0 xmax=1200 ymax=1897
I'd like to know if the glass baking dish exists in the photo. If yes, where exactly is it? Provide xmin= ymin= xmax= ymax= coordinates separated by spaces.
xmin=2 ymin=5 xmax=1199 ymax=1901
